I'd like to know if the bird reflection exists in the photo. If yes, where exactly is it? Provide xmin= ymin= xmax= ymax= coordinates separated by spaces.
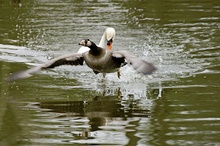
xmin=31 ymin=84 xmax=164 ymax=142
xmin=39 ymin=87 xmax=153 ymax=132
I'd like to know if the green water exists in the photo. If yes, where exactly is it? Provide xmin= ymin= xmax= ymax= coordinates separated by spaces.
xmin=0 ymin=0 xmax=220 ymax=145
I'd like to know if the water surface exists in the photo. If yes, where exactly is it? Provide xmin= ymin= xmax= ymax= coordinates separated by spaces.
xmin=0 ymin=0 xmax=220 ymax=145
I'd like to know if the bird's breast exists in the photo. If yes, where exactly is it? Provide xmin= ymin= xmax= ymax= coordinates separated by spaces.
xmin=83 ymin=51 xmax=120 ymax=73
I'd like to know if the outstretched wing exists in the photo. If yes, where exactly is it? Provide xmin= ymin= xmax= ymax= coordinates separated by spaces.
xmin=42 ymin=53 xmax=84 ymax=68
xmin=112 ymin=50 xmax=156 ymax=75
xmin=7 ymin=53 xmax=84 ymax=82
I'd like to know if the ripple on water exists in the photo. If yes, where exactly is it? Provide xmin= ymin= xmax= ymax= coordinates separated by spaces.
xmin=23 ymin=103 xmax=131 ymax=145
xmin=1 ymin=1 xmax=220 ymax=145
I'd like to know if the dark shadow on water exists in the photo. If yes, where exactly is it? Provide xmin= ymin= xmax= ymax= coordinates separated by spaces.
xmin=27 ymin=88 xmax=155 ymax=144
xmin=38 ymin=91 xmax=152 ymax=124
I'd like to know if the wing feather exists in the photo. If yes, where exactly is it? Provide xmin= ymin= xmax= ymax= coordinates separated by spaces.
xmin=7 ymin=53 xmax=84 ymax=82
xmin=112 ymin=50 xmax=156 ymax=75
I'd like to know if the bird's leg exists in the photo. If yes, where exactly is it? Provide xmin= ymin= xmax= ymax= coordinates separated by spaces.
xmin=102 ymin=73 xmax=106 ymax=78
xmin=117 ymin=69 xmax=121 ymax=79
xmin=100 ymin=73 xmax=106 ymax=83
xmin=117 ymin=87 xmax=121 ymax=99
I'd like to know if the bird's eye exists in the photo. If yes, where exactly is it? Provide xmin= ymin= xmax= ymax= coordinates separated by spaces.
xmin=85 ymin=39 xmax=90 ymax=46
xmin=107 ymin=38 xmax=113 ymax=46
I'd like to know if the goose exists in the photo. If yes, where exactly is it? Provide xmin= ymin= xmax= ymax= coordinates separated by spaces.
xmin=7 ymin=39 xmax=156 ymax=82
xmin=77 ymin=27 xmax=118 ymax=77
xmin=77 ymin=27 xmax=115 ymax=53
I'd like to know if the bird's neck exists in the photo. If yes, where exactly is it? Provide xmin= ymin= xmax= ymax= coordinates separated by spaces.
xmin=98 ymin=32 xmax=106 ymax=48
xmin=89 ymin=42 xmax=102 ymax=55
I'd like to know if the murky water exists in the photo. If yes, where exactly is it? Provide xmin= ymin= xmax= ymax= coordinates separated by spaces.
xmin=0 ymin=0 xmax=220 ymax=145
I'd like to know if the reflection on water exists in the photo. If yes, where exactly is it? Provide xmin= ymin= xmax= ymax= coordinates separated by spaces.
xmin=17 ymin=88 xmax=153 ymax=145
xmin=1 ymin=0 xmax=220 ymax=145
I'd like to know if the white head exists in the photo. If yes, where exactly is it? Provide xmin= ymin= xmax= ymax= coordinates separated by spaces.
xmin=99 ymin=27 xmax=116 ymax=50
xmin=105 ymin=27 xmax=115 ymax=50
xmin=105 ymin=27 xmax=116 ymax=42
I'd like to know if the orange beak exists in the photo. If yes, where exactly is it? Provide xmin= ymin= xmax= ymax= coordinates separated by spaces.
xmin=107 ymin=40 xmax=113 ymax=50
xmin=107 ymin=42 xmax=112 ymax=50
